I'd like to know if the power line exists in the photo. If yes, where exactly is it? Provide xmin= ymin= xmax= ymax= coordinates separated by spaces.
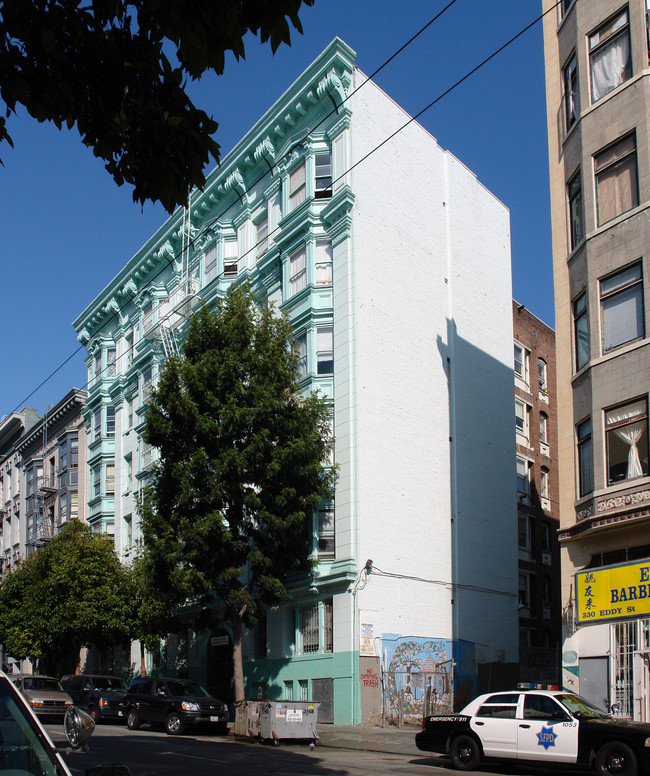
xmin=10 ymin=0 xmax=559 ymax=414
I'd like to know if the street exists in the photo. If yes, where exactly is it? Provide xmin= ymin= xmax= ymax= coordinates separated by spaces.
xmin=44 ymin=722 xmax=587 ymax=776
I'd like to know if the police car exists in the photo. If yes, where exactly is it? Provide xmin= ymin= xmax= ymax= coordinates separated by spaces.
xmin=415 ymin=687 xmax=650 ymax=776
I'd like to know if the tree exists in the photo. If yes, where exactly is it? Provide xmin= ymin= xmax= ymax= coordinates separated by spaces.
xmin=0 ymin=520 xmax=136 ymax=674
xmin=139 ymin=284 xmax=335 ymax=702
xmin=0 ymin=0 xmax=315 ymax=212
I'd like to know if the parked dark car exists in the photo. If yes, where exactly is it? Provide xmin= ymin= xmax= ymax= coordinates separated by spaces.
xmin=122 ymin=676 xmax=229 ymax=735
xmin=60 ymin=673 xmax=128 ymax=722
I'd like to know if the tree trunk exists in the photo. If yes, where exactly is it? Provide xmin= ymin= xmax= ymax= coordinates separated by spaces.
xmin=232 ymin=610 xmax=246 ymax=703
xmin=140 ymin=642 xmax=147 ymax=677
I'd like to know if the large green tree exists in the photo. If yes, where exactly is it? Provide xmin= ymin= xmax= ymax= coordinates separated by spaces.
xmin=0 ymin=520 xmax=136 ymax=674
xmin=0 ymin=0 xmax=314 ymax=211
xmin=139 ymin=284 xmax=335 ymax=701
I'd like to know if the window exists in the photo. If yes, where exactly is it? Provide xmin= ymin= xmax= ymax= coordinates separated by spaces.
xmin=205 ymin=244 xmax=218 ymax=285
xmin=524 ymin=694 xmax=561 ymax=720
xmin=284 ymin=681 xmax=294 ymax=701
xmin=289 ymin=247 xmax=307 ymax=296
xmin=540 ymin=413 xmax=548 ymax=445
xmin=318 ymin=509 xmax=335 ymax=559
xmin=127 ymin=396 xmax=135 ymax=430
xmin=517 ymin=457 xmax=530 ymax=497
xmin=94 ymin=408 xmax=102 ymax=441
xmin=59 ymin=440 xmax=68 ymax=471
xmin=518 ymin=514 xmax=532 ymax=550
xmin=93 ymin=466 xmax=101 ymax=498
xmin=315 ymin=240 xmax=333 ymax=285
xmin=142 ymin=301 xmax=153 ymax=333
xmin=299 ymin=600 xmax=333 ymax=654
xmin=577 ymin=418 xmax=594 ymax=496
xmin=574 ymin=293 xmax=590 ymax=371
xmin=568 ymin=172 xmax=583 ymax=250
xmin=106 ymin=347 xmax=116 ymax=378
xmin=106 ymin=406 xmax=115 ymax=438
xmin=514 ymin=342 xmax=528 ymax=384
xmin=223 ymin=238 xmax=238 ymax=277
xmin=515 ymin=399 xmax=528 ymax=438
xmin=538 ymin=359 xmax=547 ymax=393
xmin=589 ymin=8 xmax=631 ymax=103
xmin=606 ymin=400 xmax=649 ymax=484
xmin=600 ymin=263 xmax=644 ymax=352
xmin=124 ymin=454 xmax=132 ymax=491
xmin=94 ymin=351 xmax=101 ymax=382
xmin=519 ymin=573 xmax=531 ymax=608
xmin=542 ymin=523 xmax=551 ymax=552
xmin=124 ymin=332 xmax=133 ymax=370
xmin=299 ymin=680 xmax=308 ymax=702
xmin=142 ymin=366 xmax=153 ymax=402
xmin=314 ymin=152 xmax=332 ymax=199
xmin=296 ymin=333 xmax=308 ymax=378
xmin=289 ymin=161 xmax=306 ymax=210
xmin=562 ymin=0 xmax=574 ymax=19
xmin=317 ymin=327 xmax=334 ymax=375
xmin=595 ymin=134 xmax=638 ymax=225
xmin=142 ymin=441 xmax=153 ymax=470
xmin=105 ymin=464 xmax=115 ymax=495
xmin=124 ymin=514 xmax=133 ymax=549
xmin=541 ymin=467 xmax=550 ymax=500
xmin=256 ymin=215 xmax=269 ymax=258
xmin=564 ymin=54 xmax=579 ymax=130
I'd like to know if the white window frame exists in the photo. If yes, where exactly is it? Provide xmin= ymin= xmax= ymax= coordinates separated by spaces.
xmin=315 ymin=239 xmax=333 ymax=285
xmin=298 ymin=599 xmax=333 ymax=654
xmin=316 ymin=327 xmax=334 ymax=375
xmin=514 ymin=342 xmax=529 ymax=385
xmin=314 ymin=151 xmax=332 ymax=199
xmin=289 ymin=247 xmax=307 ymax=297
xmin=605 ymin=399 xmax=648 ymax=485
xmin=515 ymin=398 xmax=529 ymax=440
xmin=317 ymin=508 xmax=335 ymax=559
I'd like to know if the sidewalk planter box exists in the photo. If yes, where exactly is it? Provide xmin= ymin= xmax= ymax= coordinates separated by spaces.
xmin=234 ymin=700 xmax=262 ymax=738
xmin=258 ymin=701 xmax=320 ymax=742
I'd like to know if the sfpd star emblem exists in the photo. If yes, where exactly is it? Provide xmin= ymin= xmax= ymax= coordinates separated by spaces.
xmin=536 ymin=726 xmax=557 ymax=750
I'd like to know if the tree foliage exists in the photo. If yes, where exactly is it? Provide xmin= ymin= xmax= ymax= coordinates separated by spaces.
xmin=0 ymin=0 xmax=315 ymax=211
xmin=0 ymin=520 xmax=136 ymax=672
xmin=139 ymin=284 xmax=335 ymax=699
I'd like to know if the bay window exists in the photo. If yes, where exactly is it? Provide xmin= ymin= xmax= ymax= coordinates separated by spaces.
xmin=316 ymin=327 xmax=333 ymax=375
xmin=589 ymin=8 xmax=631 ymax=103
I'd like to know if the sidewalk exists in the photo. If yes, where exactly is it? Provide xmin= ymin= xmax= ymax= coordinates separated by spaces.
xmin=316 ymin=723 xmax=422 ymax=756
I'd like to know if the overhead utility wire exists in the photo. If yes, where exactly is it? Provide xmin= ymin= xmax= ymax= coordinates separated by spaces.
xmin=10 ymin=0 xmax=559 ymax=414
xmin=9 ymin=0 xmax=461 ymax=414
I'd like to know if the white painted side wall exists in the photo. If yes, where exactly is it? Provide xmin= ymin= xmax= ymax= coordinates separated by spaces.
xmin=331 ymin=72 xmax=516 ymax=659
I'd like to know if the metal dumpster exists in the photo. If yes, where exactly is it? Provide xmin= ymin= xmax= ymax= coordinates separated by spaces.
xmin=258 ymin=701 xmax=320 ymax=742
xmin=234 ymin=700 xmax=262 ymax=738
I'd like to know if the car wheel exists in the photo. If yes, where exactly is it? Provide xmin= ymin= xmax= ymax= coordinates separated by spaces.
xmin=126 ymin=708 xmax=140 ymax=730
xmin=165 ymin=712 xmax=184 ymax=735
xmin=450 ymin=734 xmax=481 ymax=771
xmin=595 ymin=742 xmax=638 ymax=776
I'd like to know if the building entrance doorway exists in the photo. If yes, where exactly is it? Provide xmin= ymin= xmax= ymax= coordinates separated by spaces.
xmin=206 ymin=628 xmax=233 ymax=713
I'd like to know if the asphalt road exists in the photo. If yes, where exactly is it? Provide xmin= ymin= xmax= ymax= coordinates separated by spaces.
xmin=44 ymin=721 xmax=589 ymax=776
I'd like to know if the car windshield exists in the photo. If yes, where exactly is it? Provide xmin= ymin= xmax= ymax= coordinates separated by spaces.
xmin=0 ymin=675 xmax=68 ymax=774
xmin=23 ymin=677 xmax=63 ymax=692
xmin=166 ymin=680 xmax=209 ymax=698
xmin=93 ymin=678 xmax=126 ymax=692
xmin=555 ymin=693 xmax=610 ymax=719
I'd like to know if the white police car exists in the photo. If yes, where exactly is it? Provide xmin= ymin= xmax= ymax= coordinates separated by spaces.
xmin=415 ymin=688 xmax=650 ymax=776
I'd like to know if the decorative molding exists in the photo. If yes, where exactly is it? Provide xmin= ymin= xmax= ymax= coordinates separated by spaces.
xmin=317 ymin=69 xmax=347 ymax=109
xmin=320 ymin=185 xmax=355 ymax=246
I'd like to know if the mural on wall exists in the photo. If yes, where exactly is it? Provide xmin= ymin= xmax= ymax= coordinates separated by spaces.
xmin=382 ymin=634 xmax=452 ymax=717
xmin=381 ymin=635 xmax=479 ymax=717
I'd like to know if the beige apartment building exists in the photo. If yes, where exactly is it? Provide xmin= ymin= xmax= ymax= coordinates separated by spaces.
xmin=542 ymin=0 xmax=650 ymax=719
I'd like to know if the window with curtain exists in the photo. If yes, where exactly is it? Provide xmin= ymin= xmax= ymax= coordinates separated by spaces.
xmin=105 ymin=464 xmax=115 ymax=495
xmin=600 ymin=262 xmax=644 ymax=352
xmin=589 ymin=8 xmax=631 ymax=103
xmin=106 ymin=406 xmax=115 ymax=437
xmin=204 ymin=243 xmax=218 ymax=284
xmin=289 ymin=161 xmax=306 ymax=210
xmin=317 ymin=327 xmax=334 ymax=375
xmin=568 ymin=172 xmax=583 ymax=250
xmin=315 ymin=240 xmax=333 ymax=285
xmin=573 ymin=293 xmax=590 ymax=371
xmin=564 ymin=54 xmax=579 ymax=130
xmin=577 ymin=418 xmax=593 ymax=496
xmin=289 ymin=247 xmax=307 ymax=296
xmin=595 ymin=134 xmax=638 ymax=226
xmin=606 ymin=399 xmax=648 ymax=484
xmin=106 ymin=347 xmax=116 ymax=378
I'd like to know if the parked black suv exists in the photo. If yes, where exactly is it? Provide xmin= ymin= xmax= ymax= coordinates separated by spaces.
xmin=122 ymin=676 xmax=229 ymax=735
xmin=60 ymin=673 xmax=128 ymax=722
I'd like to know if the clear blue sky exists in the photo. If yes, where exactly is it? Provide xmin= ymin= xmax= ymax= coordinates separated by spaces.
xmin=0 ymin=0 xmax=552 ymax=418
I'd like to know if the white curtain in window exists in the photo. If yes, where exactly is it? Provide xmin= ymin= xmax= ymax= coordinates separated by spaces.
xmin=614 ymin=422 xmax=644 ymax=479
xmin=591 ymin=34 xmax=630 ymax=101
